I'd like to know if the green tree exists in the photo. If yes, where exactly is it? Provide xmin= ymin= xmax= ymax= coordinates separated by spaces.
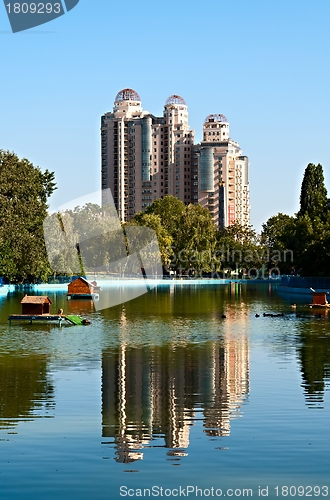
xmin=43 ymin=211 xmax=80 ymax=278
xmin=261 ymin=213 xmax=296 ymax=274
xmin=58 ymin=203 xmax=127 ymax=275
xmin=144 ymin=195 xmax=185 ymax=237
xmin=295 ymin=164 xmax=330 ymax=274
xmin=261 ymin=162 xmax=330 ymax=276
xmin=294 ymin=215 xmax=330 ymax=276
xmin=299 ymin=163 xmax=328 ymax=220
xmin=0 ymin=150 xmax=56 ymax=282
xmin=173 ymin=204 xmax=217 ymax=274
xmin=127 ymin=212 xmax=173 ymax=268
xmin=218 ymin=222 xmax=266 ymax=275
xmin=132 ymin=199 xmax=217 ymax=274
xmin=261 ymin=213 xmax=295 ymax=250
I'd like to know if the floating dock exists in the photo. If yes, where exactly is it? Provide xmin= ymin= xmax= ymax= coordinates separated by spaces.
xmin=8 ymin=295 xmax=91 ymax=325
xmin=8 ymin=314 xmax=90 ymax=325
xmin=67 ymin=293 xmax=99 ymax=299
xmin=65 ymin=315 xmax=90 ymax=325
xmin=8 ymin=314 xmax=63 ymax=325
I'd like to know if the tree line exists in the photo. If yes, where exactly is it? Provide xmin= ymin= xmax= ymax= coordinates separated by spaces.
xmin=0 ymin=149 xmax=329 ymax=282
xmin=261 ymin=163 xmax=330 ymax=276
xmin=0 ymin=150 xmax=56 ymax=283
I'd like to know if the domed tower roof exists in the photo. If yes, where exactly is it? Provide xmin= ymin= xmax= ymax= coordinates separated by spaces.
xmin=115 ymin=88 xmax=141 ymax=102
xmin=165 ymin=94 xmax=186 ymax=106
xmin=204 ymin=113 xmax=228 ymax=123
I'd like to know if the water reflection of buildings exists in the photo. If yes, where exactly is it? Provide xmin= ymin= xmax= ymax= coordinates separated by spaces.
xmin=67 ymin=298 xmax=95 ymax=315
xmin=102 ymin=336 xmax=249 ymax=463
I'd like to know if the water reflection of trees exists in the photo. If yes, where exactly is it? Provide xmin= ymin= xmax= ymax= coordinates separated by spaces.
xmin=296 ymin=319 xmax=330 ymax=407
xmin=102 ymin=338 xmax=249 ymax=463
xmin=101 ymin=283 xmax=256 ymax=321
xmin=0 ymin=354 xmax=54 ymax=429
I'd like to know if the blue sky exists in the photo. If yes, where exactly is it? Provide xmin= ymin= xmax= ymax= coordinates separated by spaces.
xmin=1 ymin=0 xmax=329 ymax=231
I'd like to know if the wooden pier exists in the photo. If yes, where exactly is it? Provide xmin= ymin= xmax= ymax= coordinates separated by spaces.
xmin=8 ymin=314 xmax=63 ymax=325
xmin=8 ymin=314 xmax=91 ymax=325
xmin=8 ymin=295 xmax=92 ymax=325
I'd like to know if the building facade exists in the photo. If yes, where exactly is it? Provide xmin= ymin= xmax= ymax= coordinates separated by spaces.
xmin=196 ymin=114 xmax=250 ymax=227
xmin=101 ymin=88 xmax=249 ymax=227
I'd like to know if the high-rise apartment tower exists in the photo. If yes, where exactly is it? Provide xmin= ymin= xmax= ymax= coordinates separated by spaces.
xmin=101 ymin=88 xmax=249 ymax=227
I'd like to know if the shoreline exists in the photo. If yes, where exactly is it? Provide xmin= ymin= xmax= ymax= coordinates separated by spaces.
xmin=0 ymin=277 xmax=280 ymax=293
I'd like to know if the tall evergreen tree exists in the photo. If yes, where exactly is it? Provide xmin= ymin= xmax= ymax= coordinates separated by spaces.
xmin=299 ymin=163 xmax=328 ymax=220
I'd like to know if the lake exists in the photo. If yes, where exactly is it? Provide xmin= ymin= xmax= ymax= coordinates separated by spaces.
xmin=0 ymin=282 xmax=329 ymax=499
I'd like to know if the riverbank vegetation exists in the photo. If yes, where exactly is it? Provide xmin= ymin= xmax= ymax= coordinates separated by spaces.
xmin=0 ymin=150 xmax=56 ymax=283
xmin=261 ymin=163 xmax=330 ymax=276
xmin=0 ymin=150 xmax=329 ymax=282
xmin=127 ymin=162 xmax=330 ymax=277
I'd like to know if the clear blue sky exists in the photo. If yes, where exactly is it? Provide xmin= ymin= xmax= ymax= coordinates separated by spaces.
xmin=1 ymin=0 xmax=329 ymax=231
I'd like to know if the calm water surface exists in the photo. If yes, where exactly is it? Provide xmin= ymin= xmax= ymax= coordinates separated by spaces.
xmin=0 ymin=283 xmax=329 ymax=499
